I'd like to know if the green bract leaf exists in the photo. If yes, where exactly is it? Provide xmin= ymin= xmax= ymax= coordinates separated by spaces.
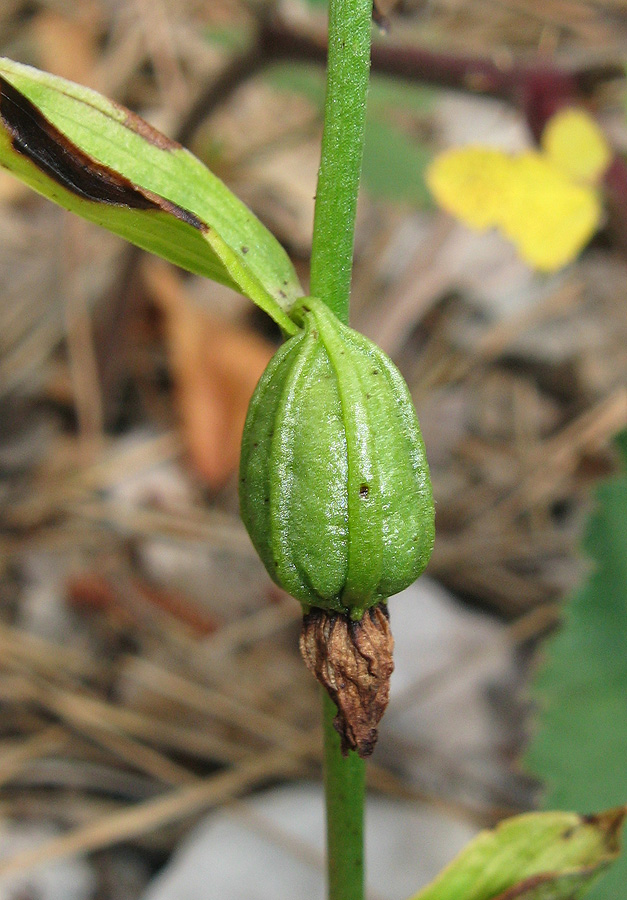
xmin=0 ymin=57 xmax=301 ymax=334
xmin=408 ymin=808 xmax=625 ymax=900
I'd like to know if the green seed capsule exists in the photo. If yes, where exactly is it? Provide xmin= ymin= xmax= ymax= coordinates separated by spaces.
xmin=239 ymin=297 xmax=434 ymax=619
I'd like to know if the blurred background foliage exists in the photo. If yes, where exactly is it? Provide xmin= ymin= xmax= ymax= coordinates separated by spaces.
xmin=526 ymin=432 xmax=627 ymax=900
xmin=0 ymin=1 xmax=626 ymax=898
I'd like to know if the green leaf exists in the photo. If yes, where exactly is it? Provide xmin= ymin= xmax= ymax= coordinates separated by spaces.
xmin=266 ymin=63 xmax=434 ymax=208
xmin=367 ymin=74 xmax=436 ymax=118
xmin=408 ymin=807 xmax=625 ymax=900
xmin=362 ymin=116 xmax=432 ymax=207
xmin=525 ymin=431 xmax=627 ymax=899
xmin=0 ymin=57 xmax=301 ymax=334
xmin=266 ymin=64 xmax=436 ymax=119
xmin=203 ymin=24 xmax=252 ymax=53
xmin=265 ymin=62 xmax=328 ymax=110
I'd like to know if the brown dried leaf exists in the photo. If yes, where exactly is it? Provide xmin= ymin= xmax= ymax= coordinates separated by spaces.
xmin=143 ymin=259 xmax=275 ymax=489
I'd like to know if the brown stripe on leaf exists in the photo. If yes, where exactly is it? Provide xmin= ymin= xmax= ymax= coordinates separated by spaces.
xmin=299 ymin=603 xmax=394 ymax=758
xmin=0 ymin=76 xmax=204 ymax=230
xmin=119 ymin=105 xmax=182 ymax=152
xmin=492 ymin=870 xmax=596 ymax=899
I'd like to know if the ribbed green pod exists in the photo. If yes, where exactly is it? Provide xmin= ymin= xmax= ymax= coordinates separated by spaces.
xmin=239 ymin=297 xmax=434 ymax=619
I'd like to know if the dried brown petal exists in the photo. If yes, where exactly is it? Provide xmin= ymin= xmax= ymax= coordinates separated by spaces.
xmin=299 ymin=603 xmax=394 ymax=758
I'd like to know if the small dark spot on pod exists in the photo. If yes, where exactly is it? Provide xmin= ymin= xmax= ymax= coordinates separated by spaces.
xmin=253 ymin=441 xmax=259 ymax=448
xmin=241 ymin=245 xmax=249 ymax=254
xmin=359 ymin=483 xmax=369 ymax=498
xmin=372 ymin=369 xmax=379 ymax=376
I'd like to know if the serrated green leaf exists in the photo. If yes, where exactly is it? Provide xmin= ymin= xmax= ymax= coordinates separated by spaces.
xmin=408 ymin=807 xmax=625 ymax=900
xmin=0 ymin=57 xmax=301 ymax=334
xmin=525 ymin=431 xmax=627 ymax=900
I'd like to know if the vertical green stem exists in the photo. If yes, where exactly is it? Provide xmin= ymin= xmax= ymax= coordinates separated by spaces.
xmin=309 ymin=0 xmax=373 ymax=326
xmin=310 ymin=1 xmax=372 ymax=897
xmin=323 ymin=689 xmax=366 ymax=900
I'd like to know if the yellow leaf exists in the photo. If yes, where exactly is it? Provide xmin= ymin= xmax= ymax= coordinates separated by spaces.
xmin=542 ymin=108 xmax=611 ymax=184
xmin=426 ymin=108 xmax=609 ymax=272
xmin=499 ymin=153 xmax=602 ymax=271
xmin=425 ymin=148 xmax=514 ymax=229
